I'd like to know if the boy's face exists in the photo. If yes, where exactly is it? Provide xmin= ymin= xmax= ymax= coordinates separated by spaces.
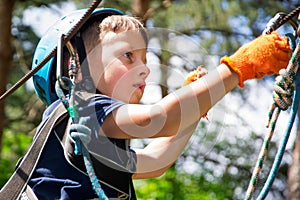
xmin=88 ymin=30 xmax=149 ymax=103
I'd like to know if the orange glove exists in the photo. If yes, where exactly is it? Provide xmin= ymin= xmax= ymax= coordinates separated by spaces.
xmin=183 ymin=66 xmax=209 ymax=120
xmin=183 ymin=66 xmax=207 ymax=86
xmin=220 ymin=31 xmax=291 ymax=87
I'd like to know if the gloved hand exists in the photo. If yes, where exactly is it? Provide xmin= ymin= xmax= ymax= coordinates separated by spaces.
xmin=220 ymin=31 xmax=292 ymax=87
xmin=182 ymin=66 xmax=207 ymax=86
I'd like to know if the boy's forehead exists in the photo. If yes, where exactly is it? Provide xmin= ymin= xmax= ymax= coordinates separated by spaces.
xmin=101 ymin=30 xmax=147 ymax=49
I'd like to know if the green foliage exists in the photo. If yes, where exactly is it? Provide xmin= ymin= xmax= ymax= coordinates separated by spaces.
xmin=134 ymin=124 xmax=286 ymax=199
xmin=135 ymin=166 xmax=233 ymax=199
xmin=150 ymin=0 xmax=299 ymax=55
xmin=0 ymin=129 xmax=32 ymax=187
xmin=99 ymin=0 xmax=133 ymax=12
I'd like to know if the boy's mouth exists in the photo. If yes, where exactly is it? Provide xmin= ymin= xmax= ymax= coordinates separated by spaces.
xmin=134 ymin=82 xmax=146 ymax=92
xmin=139 ymin=84 xmax=146 ymax=92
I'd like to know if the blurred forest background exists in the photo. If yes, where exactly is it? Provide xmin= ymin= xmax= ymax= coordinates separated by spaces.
xmin=0 ymin=0 xmax=300 ymax=199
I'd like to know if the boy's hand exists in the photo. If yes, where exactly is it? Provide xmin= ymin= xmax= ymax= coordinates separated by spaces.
xmin=220 ymin=31 xmax=292 ymax=87
xmin=182 ymin=66 xmax=207 ymax=86
xmin=183 ymin=66 xmax=209 ymax=120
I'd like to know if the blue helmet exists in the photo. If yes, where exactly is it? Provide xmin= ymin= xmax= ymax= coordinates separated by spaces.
xmin=31 ymin=8 xmax=123 ymax=105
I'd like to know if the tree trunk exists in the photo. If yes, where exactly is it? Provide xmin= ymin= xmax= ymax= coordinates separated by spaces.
xmin=287 ymin=110 xmax=300 ymax=200
xmin=0 ymin=0 xmax=15 ymax=152
xmin=132 ymin=0 xmax=151 ymax=22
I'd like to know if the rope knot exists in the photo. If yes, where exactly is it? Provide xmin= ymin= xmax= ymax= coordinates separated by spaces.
xmin=272 ymin=68 xmax=295 ymax=110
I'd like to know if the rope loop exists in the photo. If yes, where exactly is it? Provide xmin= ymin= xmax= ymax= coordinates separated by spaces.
xmin=69 ymin=117 xmax=92 ymax=155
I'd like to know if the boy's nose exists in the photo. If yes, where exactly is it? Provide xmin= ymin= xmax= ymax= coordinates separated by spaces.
xmin=136 ymin=60 xmax=150 ymax=78
xmin=138 ymin=64 xmax=150 ymax=79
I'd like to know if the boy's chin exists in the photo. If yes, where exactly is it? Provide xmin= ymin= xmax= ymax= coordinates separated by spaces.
xmin=128 ymin=98 xmax=141 ymax=104
xmin=128 ymin=95 xmax=143 ymax=104
xmin=112 ymin=91 xmax=143 ymax=104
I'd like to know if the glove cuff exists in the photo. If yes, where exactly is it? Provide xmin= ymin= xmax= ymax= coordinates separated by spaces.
xmin=220 ymin=56 xmax=245 ymax=87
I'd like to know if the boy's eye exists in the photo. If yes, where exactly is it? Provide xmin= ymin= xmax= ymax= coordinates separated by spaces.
xmin=123 ymin=52 xmax=133 ymax=60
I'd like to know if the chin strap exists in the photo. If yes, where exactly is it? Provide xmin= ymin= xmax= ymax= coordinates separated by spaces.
xmin=74 ymin=33 xmax=97 ymax=93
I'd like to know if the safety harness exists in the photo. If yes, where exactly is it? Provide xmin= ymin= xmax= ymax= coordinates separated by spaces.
xmin=0 ymin=102 xmax=67 ymax=200
xmin=0 ymin=91 xmax=136 ymax=200
xmin=0 ymin=0 xmax=136 ymax=199
xmin=54 ymin=91 xmax=136 ymax=200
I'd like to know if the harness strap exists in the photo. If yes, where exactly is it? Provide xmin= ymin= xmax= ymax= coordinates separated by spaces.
xmin=54 ymin=91 xmax=134 ymax=198
xmin=54 ymin=119 xmax=132 ymax=198
xmin=20 ymin=185 xmax=38 ymax=200
xmin=0 ymin=103 xmax=67 ymax=200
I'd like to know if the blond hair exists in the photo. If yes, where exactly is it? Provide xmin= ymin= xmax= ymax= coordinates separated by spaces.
xmin=82 ymin=15 xmax=147 ymax=54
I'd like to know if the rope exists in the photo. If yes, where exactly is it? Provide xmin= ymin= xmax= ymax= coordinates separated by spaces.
xmin=55 ymin=40 xmax=108 ymax=199
xmin=50 ymin=2 xmax=109 ymax=198
xmin=69 ymin=118 xmax=109 ymax=200
xmin=55 ymin=79 xmax=108 ymax=200
xmin=244 ymin=107 xmax=280 ymax=200
xmin=244 ymin=38 xmax=300 ymax=200
xmin=257 ymin=64 xmax=300 ymax=200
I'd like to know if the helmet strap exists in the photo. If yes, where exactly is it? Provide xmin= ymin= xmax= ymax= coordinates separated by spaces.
xmin=74 ymin=33 xmax=96 ymax=93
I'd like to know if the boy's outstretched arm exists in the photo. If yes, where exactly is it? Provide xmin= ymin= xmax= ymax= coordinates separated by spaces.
xmin=132 ymin=121 xmax=198 ymax=179
xmin=101 ymin=32 xmax=291 ymax=139
xmin=102 ymin=63 xmax=237 ymax=139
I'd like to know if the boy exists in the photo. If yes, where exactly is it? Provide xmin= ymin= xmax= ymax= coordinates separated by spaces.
xmin=29 ymin=8 xmax=291 ymax=200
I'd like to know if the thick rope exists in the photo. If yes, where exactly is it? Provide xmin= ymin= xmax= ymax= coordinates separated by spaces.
xmin=244 ymin=108 xmax=280 ymax=200
xmin=244 ymin=39 xmax=300 ymax=200
xmin=69 ymin=119 xmax=109 ymax=200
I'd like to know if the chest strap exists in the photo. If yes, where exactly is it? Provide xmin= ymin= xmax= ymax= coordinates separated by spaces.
xmin=0 ymin=103 xmax=67 ymax=200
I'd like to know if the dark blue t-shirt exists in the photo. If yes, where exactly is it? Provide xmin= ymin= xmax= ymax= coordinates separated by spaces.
xmin=29 ymin=94 xmax=136 ymax=199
